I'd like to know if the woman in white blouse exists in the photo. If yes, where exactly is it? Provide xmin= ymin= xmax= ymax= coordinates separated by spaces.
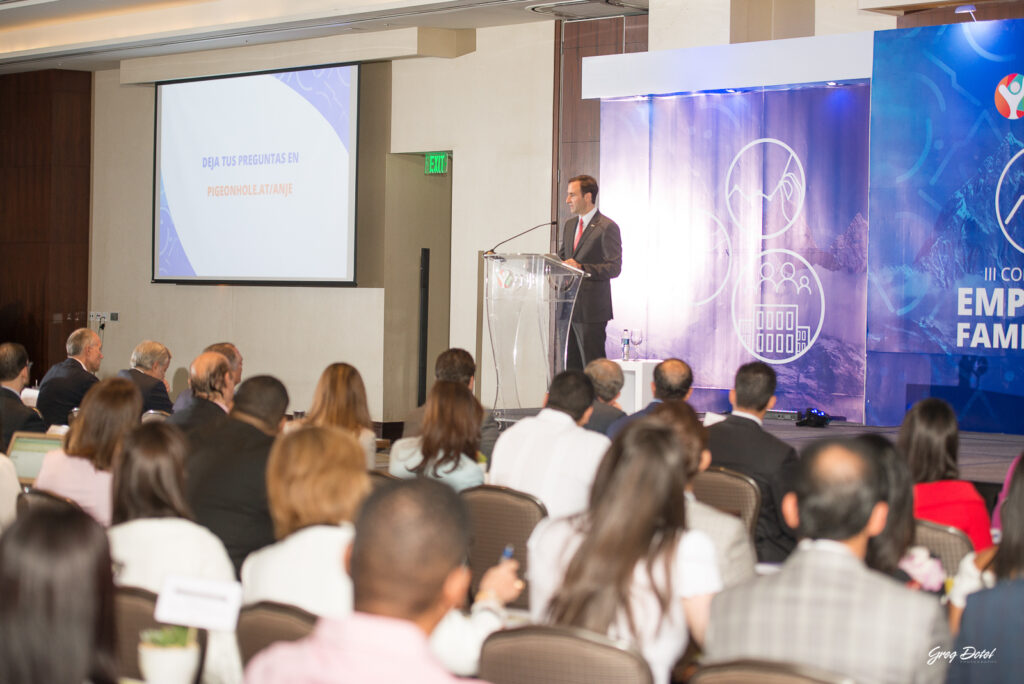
xmin=303 ymin=363 xmax=377 ymax=468
xmin=107 ymin=422 xmax=241 ymax=684
xmin=529 ymin=419 xmax=722 ymax=684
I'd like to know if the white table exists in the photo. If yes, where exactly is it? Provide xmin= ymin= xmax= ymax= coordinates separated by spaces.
xmin=613 ymin=359 xmax=660 ymax=414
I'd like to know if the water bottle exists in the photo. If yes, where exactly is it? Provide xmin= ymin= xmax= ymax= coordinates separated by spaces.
xmin=621 ymin=329 xmax=630 ymax=361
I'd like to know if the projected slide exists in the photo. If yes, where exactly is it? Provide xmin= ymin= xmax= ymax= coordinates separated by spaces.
xmin=154 ymin=65 xmax=358 ymax=283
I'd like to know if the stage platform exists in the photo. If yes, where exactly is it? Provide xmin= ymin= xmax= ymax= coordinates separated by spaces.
xmin=762 ymin=419 xmax=1023 ymax=485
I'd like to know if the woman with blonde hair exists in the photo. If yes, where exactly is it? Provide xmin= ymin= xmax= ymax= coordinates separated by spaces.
xmin=388 ymin=380 xmax=485 ymax=492
xmin=241 ymin=425 xmax=370 ymax=617
xmin=305 ymin=363 xmax=376 ymax=468
xmin=35 ymin=377 xmax=142 ymax=525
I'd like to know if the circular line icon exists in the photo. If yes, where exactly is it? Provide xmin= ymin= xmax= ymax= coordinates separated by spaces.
xmin=995 ymin=146 xmax=1024 ymax=255
xmin=725 ymin=138 xmax=806 ymax=239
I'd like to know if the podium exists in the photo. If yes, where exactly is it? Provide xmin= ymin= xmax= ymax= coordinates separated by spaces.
xmin=483 ymin=253 xmax=584 ymax=424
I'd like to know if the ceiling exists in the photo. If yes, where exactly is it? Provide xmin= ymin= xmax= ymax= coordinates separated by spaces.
xmin=0 ymin=0 xmax=647 ymax=74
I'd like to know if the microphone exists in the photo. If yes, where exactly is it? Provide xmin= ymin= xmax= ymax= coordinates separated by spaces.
xmin=484 ymin=221 xmax=557 ymax=255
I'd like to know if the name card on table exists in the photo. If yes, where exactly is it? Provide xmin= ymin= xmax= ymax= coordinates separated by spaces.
xmin=155 ymin=576 xmax=243 ymax=632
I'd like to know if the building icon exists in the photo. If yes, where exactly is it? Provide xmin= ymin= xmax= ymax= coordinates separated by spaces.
xmin=739 ymin=303 xmax=810 ymax=356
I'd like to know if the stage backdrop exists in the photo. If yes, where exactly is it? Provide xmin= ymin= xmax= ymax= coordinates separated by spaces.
xmin=600 ymin=84 xmax=870 ymax=421
xmin=868 ymin=20 xmax=1024 ymax=432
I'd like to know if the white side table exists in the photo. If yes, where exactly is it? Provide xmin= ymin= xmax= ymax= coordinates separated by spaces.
xmin=614 ymin=359 xmax=660 ymax=414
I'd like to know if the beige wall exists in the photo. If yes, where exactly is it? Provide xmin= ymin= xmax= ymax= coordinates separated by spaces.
xmin=90 ymin=69 xmax=387 ymax=417
xmin=816 ymin=0 xmax=895 ymax=34
xmin=649 ymin=0 xmax=732 ymax=51
xmin=390 ymin=21 xmax=556 ymax=406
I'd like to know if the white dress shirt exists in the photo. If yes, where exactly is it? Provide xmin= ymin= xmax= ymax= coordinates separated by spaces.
xmin=488 ymin=408 xmax=610 ymax=519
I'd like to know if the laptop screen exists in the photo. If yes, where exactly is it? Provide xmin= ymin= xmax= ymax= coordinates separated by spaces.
xmin=7 ymin=432 xmax=62 ymax=480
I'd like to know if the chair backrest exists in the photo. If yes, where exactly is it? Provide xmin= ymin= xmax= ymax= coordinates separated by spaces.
xmin=367 ymin=469 xmax=400 ymax=494
xmin=914 ymin=518 xmax=973 ymax=576
xmin=16 ymin=487 xmax=82 ymax=516
xmin=692 ymin=466 xmax=761 ymax=538
xmin=236 ymin=601 xmax=317 ymax=666
xmin=460 ymin=484 xmax=547 ymax=610
xmin=691 ymin=659 xmax=855 ymax=684
xmin=141 ymin=409 xmax=170 ymax=423
xmin=479 ymin=625 xmax=652 ymax=684
xmin=114 ymin=585 xmax=208 ymax=683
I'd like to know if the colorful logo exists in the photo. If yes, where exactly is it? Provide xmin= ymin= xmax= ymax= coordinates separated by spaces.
xmin=996 ymin=73 xmax=1024 ymax=120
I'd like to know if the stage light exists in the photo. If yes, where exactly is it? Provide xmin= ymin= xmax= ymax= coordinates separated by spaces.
xmin=955 ymin=4 xmax=977 ymax=21
xmin=827 ymin=81 xmax=837 ymax=86
xmin=796 ymin=407 xmax=831 ymax=428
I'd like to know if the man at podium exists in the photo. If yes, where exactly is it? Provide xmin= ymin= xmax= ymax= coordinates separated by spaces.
xmin=559 ymin=174 xmax=622 ymax=370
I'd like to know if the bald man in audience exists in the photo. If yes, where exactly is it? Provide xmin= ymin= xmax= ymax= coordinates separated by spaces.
xmin=117 ymin=340 xmax=174 ymax=414
xmin=187 ymin=375 xmax=288 ymax=575
xmin=167 ymin=351 xmax=234 ymax=441
xmin=705 ymin=438 xmax=951 ymax=683
xmin=36 ymin=328 xmax=102 ymax=427
xmin=582 ymin=358 xmax=625 ymax=434
xmin=246 ymin=478 xmax=476 ymax=683
xmin=173 ymin=342 xmax=243 ymax=412
xmin=606 ymin=357 xmax=693 ymax=438
xmin=0 ymin=343 xmax=45 ymax=452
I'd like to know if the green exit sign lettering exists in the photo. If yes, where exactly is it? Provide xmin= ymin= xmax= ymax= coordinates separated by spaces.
xmin=425 ymin=152 xmax=449 ymax=175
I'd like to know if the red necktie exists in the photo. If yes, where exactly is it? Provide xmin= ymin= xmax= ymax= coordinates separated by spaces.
xmin=573 ymin=216 xmax=584 ymax=251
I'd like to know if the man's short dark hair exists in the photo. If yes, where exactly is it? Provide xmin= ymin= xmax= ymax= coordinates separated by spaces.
xmin=653 ymin=359 xmax=693 ymax=401
xmin=0 ymin=343 xmax=29 ymax=382
xmin=569 ymin=174 xmax=599 ymax=203
xmin=734 ymin=361 xmax=776 ymax=411
xmin=584 ymin=358 xmax=624 ymax=403
xmin=351 ymin=478 xmax=470 ymax=618
xmin=232 ymin=376 xmax=289 ymax=428
xmin=793 ymin=438 xmax=885 ymax=541
xmin=546 ymin=370 xmax=595 ymax=422
xmin=435 ymin=348 xmax=475 ymax=386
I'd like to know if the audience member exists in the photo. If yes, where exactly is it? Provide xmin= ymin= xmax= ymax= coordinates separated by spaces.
xmin=899 ymin=398 xmax=992 ymax=551
xmin=35 ymin=377 xmax=142 ymax=525
xmin=168 ymin=351 xmax=234 ymax=441
xmin=529 ymin=420 xmax=721 ymax=684
xmin=0 ymin=454 xmax=15 ymax=532
xmin=187 ymin=375 xmax=288 ymax=574
xmin=0 ymin=505 xmax=117 ymax=684
xmin=402 ymin=348 xmax=499 ymax=459
xmin=173 ymin=342 xmax=243 ymax=412
xmin=0 ymin=342 xmax=45 ymax=451
xmin=489 ymin=370 xmax=610 ymax=518
xmin=707 ymin=361 xmax=798 ymax=562
xmin=245 ymin=478 xmax=482 ymax=683
xmin=949 ymin=455 xmax=1024 ymax=633
xmin=242 ymin=425 xmax=369 ymax=617
xmin=108 ymin=422 xmax=241 ymax=684
xmin=947 ymin=586 xmax=1024 ymax=682
xmin=582 ymin=358 xmax=625 ymax=434
xmin=304 ymin=363 xmax=377 ymax=469
xmin=704 ymin=438 xmax=951 ymax=683
xmin=390 ymin=381 xmax=485 ymax=492
xmin=992 ymin=451 xmax=1020 ymax=531
xmin=650 ymin=401 xmax=756 ymax=586
xmin=606 ymin=358 xmax=692 ymax=438
xmin=36 ymin=327 xmax=102 ymax=427
xmin=117 ymin=340 xmax=174 ymax=414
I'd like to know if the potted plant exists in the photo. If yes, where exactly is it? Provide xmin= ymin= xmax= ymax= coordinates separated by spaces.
xmin=138 ymin=625 xmax=201 ymax=684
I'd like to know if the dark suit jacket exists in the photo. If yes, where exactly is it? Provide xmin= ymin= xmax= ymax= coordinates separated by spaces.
xmin=167 ymin=396 xmax=227 ymax=444
xmin=947 ymin=579 xmax=1024 ymax=683
xmin=402 ymin=404 xmax=500 ymax=460
xmin=1 ymin=386 xmax=46 ymax=452
xmin=185 ymin=416 xmax=277 ymax=575
xmin=584 ymin=400 xmax=626 ymax=435
xmin=557 ymin=211 xmax=622 ymax=322
xmin=118 ymin=368 xmax=174 ymax=414
xmin=36 ymin=358 xmax=98 ymax=427
xmin=606 ymin=399 xmax=661 ymax=439
xmin=707 ymin=414 xmax=799 ymax=563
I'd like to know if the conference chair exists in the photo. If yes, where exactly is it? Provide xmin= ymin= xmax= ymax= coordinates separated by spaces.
xmin=478 ymin=625 xmax=652 ymax=684
xmin=114 ymin=585 xmax=208 ymax=683
xmin=236 ymin=601 xmax=317 ymax=666
xmin=913 ymin=518 xmax=973 ymax=576
xmin=368 ymin=469 xmax=399 ymax=494
xmin=460 ymin=485 xmax=547 ymax=611
xmin=16 ymin=487 xmax=82 ymax=516
xmin=692 ymin=466 xmax=761 ymax=539
xmin=141 ymin=409 xmax=171 ymax=423
xmin=690 ymin=659 xmax=854 ymax=684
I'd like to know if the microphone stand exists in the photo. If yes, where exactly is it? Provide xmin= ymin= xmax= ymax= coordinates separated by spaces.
xmin=483 ymin=221 xmax=557 ymax=255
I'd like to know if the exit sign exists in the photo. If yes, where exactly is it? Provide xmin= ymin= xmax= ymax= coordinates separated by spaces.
xmin=425 ymin=152 xmax=449 ymax=175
